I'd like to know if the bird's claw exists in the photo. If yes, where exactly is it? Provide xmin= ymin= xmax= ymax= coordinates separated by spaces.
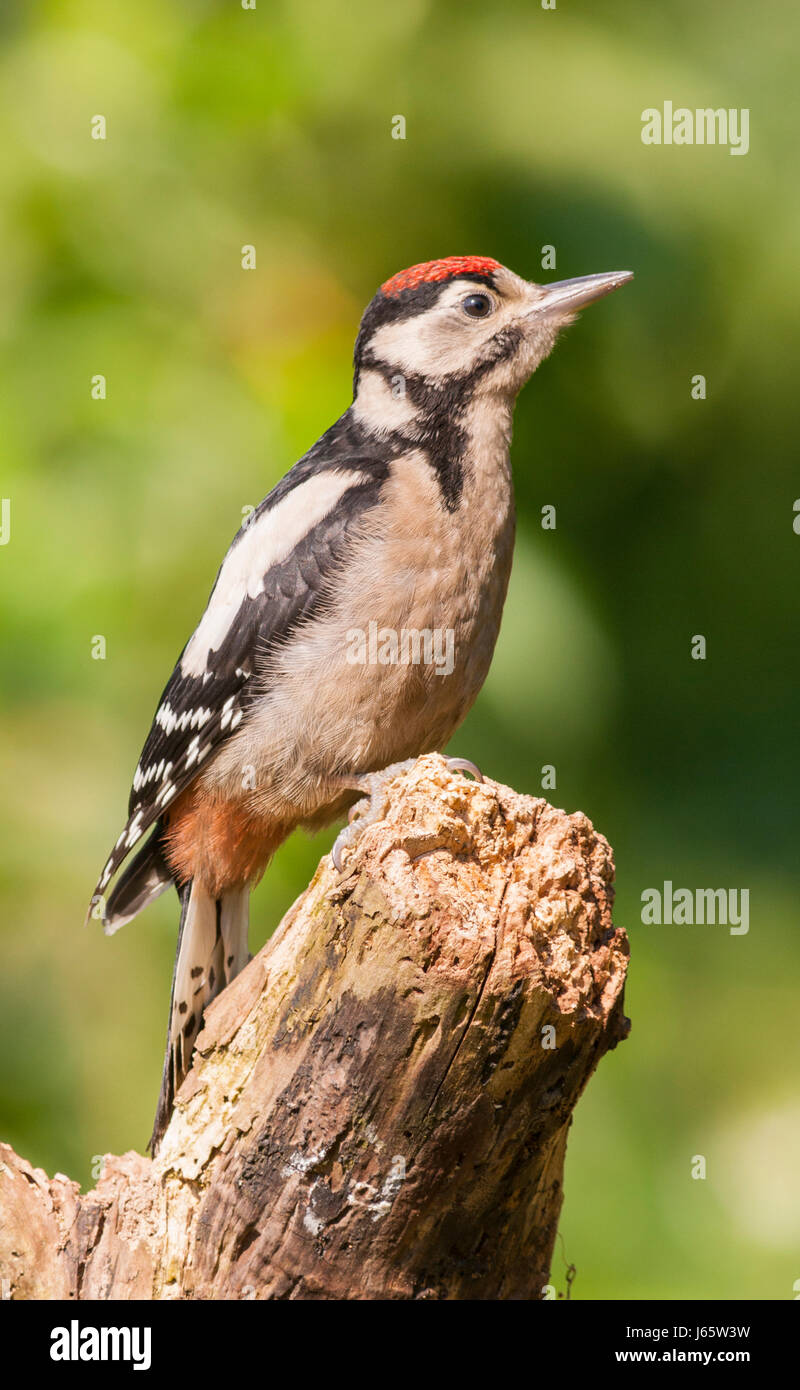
xmin=445 ymin=756 xmax=483 ymax=782
xmin=331 ymin=804 xmax=368 ymax=871
xmin=330 ymin=755 xmax=484 ymax=872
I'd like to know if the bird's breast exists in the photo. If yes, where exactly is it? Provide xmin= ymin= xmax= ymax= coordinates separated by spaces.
xmin=202 ymin=424 xmax=516 ymax=819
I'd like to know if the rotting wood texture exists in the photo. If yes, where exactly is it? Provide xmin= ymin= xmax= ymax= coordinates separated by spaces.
xmin=0 ymin=754 xmax=629 ymax=1300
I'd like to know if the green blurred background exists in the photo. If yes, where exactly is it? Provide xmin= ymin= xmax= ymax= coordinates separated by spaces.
xmin=1 ymin=0 xmax=798 ymax=1299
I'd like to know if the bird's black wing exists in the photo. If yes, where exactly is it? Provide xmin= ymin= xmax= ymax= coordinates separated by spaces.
xmin=91 ymin=448 xmax=389 ymax=904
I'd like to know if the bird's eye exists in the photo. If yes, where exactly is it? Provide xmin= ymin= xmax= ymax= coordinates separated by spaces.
xmin=462 ymin=293 xmax=493 ymax=318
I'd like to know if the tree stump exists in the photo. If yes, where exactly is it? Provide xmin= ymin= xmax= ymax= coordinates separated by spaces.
xmin=0 ymin=754 xmax=629 ymax=1300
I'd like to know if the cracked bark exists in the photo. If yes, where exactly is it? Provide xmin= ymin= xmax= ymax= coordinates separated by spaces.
xmin=0 ymin=754 xmax=629 ymax=1300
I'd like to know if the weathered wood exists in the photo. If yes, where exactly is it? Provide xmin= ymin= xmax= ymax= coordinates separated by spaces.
xmin=0 ymin=754 xmax=628 ymax=1300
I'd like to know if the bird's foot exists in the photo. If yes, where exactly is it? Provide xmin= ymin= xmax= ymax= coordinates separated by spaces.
xmin=331 ymin=759 xmax=416 ymax=871
xmin=330 ymin=755 xmax=484 ymax=871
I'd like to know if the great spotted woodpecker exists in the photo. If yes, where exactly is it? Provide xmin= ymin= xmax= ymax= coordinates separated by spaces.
xmin=88 ymin=256 xmax=632 ymax=1151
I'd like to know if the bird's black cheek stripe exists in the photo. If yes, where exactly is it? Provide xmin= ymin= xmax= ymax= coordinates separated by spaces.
xmin=413 ymin=390 xmax=470 ymax=512
xmin=418 ymin=327 xmax=526 ymax=509
xmin=359 ymin=354 xmax=500 ymax=512
xmin=483 ymin=323 xmax=525 ymax=368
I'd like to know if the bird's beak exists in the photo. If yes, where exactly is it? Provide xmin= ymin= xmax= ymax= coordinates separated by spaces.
xmin=528 ymin=270 xmax=634 ymax=319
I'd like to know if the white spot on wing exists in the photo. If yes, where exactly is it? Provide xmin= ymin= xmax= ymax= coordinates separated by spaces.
xmin=155 ymin=702 xmax=213 ymax=736
xmin=126 ymin=811 xmax=144 ymax=846
xmin=220 ymin=695 xmax=237 ymax=730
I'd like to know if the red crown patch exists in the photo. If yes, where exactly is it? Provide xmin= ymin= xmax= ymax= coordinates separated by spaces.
xmin=381 ymin=256 xmax=501 ymax=298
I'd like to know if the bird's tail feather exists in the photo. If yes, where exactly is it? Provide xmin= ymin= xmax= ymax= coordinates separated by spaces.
xmin=149 ymin=879 xmax=250 ymax=1154
xmin=98 ymin=826 xmax=173 ymax=935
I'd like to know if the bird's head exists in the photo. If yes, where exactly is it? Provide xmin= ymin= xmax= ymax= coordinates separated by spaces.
xmin=353 ymin=256 xmax=632 ymax=411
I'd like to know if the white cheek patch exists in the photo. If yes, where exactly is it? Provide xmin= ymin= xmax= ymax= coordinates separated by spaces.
xmin=180 ymin=469 xmax=366 ymax=678
xmin=369 ymin=276 xmax=528 ymax=380
xmin=369 ymin=310 xmax=483 ymax=379
xmin=352 ymin=368 xmax=420 ymax=433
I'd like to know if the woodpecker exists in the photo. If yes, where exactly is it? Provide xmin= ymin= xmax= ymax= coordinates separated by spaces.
xmin=88 ymin=255 xmax=632 ymax=1151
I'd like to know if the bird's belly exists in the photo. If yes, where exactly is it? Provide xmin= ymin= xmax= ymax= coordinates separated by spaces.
xmin=206 ymin=447 xmax=515 ymax=821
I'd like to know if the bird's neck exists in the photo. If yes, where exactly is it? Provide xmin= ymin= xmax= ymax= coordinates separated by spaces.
xmin=352 ymin=366 xmax=517 ymax=512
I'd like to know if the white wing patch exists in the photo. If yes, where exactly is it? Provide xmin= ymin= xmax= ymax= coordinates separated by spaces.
xmin=125 ymin=474 xmax=367 ymax=811
xmin=179 ymin=469 xmax=366 ymax=678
